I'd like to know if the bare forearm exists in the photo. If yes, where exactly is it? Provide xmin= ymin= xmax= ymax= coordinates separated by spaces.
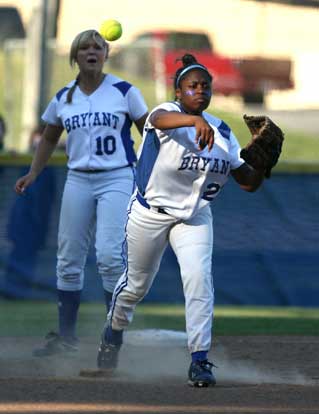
xmin=28 ymin=124 xmax=63 ymax=177
xmin=14 ymin=124 xmax=63 ymax=194
xmin=29 ymin=136 xmax=58 ymax=176
xmin=150 ymin=110 xmax=198 ymax=129
xmin=151 ymin=109 xmax=214 ymax=151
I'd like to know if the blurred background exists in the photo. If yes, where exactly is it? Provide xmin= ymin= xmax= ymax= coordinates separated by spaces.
xmin=0 ymin=0 xmax=318 ymax=307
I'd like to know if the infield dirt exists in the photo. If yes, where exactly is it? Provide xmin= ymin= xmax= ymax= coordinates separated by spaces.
xmin=0 ymin=332 xmax=318 ymax=414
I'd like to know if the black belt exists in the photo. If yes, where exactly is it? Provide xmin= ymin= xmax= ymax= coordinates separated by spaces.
xmin=136 ymin=192 xmax=168 ymax=215
xmin=73 ymin=169 xmax=107 ymax=173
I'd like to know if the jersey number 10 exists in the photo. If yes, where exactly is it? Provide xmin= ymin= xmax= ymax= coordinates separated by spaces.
xmin=95 ymin=135 xmax=116 ymax=155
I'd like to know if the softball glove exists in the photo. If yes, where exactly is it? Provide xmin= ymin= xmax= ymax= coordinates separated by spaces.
xmin=240 ymin=114 xmax=284 ymax=178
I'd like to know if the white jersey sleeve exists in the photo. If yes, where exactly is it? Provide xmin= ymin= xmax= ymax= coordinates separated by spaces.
xmin=147 ymin=101 xmax=180 ymax=135
xmin=42 ymin=95 xmax=65 ymax=127
xmin=42 ymin=80 xmax=75 ymax=126
xmin=127 ymin=86 xmax=148 ymax=121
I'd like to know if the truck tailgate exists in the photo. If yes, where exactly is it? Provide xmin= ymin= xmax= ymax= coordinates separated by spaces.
xmin=234 ymin=57 xmax=294 ymax=90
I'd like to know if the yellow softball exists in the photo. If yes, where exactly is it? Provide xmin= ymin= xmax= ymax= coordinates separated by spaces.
xmin=99 ymin=19 xmax=122 ymax=41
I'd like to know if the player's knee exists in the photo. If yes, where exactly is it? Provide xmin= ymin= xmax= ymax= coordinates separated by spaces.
xmin=97 ymin=257 xmax=125 ymax=278
xmin=57 ymin=272 xmax=83 ymax=290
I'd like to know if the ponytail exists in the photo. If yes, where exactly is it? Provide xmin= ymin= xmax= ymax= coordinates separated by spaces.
xmin=173 ymin=54 xmax=212 ymax=89
xmin=66 ymin=75 xmax=80 ymax=104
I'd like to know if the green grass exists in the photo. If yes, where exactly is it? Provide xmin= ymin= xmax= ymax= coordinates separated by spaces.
xmin=0 ymin=301 xmax=318 ymax=337
xmin=210 ymin=109 xmax=319 ymax=163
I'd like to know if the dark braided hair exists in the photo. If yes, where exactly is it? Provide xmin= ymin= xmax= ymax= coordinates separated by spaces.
xmin=173 ymin=54 xmax=212 ymax=90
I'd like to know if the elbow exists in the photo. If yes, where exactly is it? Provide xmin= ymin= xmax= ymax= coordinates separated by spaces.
xmin=44 ymin=136 xmax=60 ymax=149
xmin=150 ymin=113 xmax=161 ymax=128
xmin=149 ymin=109 xmax=168 ymax=129
xmin=240 ymin=183 xmax=260 ymax=192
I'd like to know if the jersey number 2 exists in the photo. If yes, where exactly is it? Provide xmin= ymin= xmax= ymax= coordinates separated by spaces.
xmin=202 ymin=182 xmax=221 ymax=201
xmin=96 ymin=135 xmax=116 ymax=155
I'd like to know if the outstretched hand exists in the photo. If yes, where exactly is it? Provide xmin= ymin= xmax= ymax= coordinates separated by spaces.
xmin=194 ymin=117 xmax=214 ymax=151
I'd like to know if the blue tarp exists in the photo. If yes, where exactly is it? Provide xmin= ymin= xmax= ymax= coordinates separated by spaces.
xmin=0 ymin=166 xmax=318 ymax=306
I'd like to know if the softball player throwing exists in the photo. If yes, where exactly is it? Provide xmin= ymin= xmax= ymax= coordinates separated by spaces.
xmin=96 ymin=54 xmax=265 ymax=387
xmin=14 ymin=29 xmax=148 ymax=356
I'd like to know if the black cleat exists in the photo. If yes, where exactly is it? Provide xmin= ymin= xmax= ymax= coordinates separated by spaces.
xmin=188 ymin=360 xmax=216 ymax=387
xmin=97 ymin=325 xmax=122 ymax=370
xmin=32 ymin=331 xmax=78 ymax=357
xmin=97 ymin=341 xmax=120 ymax=370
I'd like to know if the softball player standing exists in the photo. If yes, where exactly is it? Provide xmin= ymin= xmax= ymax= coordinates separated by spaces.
xmin=14 ymin=29 xmax=148 ymax=356
xmin=97 ymin=54 xmax=265 ymax=387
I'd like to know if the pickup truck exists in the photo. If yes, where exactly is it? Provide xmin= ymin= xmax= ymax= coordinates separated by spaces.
xmin=110 ymin=30 xmax=294 ymax=104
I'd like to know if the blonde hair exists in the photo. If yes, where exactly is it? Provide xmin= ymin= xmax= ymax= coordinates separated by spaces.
xmin=67 ymin=30 xmax=109 ymax=103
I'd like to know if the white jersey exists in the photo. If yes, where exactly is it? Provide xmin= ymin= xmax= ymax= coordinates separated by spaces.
xmin=42 ymin=74 xmax=148 ymax=171
xmin=135 ymin=101 xmax=244 ymax=220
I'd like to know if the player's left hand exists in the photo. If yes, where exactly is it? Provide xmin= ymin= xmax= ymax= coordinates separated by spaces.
xmin=241 ymin=114 xmax=284 ymax=178
xmin=194 ymin=116 xmax=214 ymax=151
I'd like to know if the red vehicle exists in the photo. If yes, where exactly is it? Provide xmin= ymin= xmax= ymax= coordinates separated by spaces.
xmin=111 ymin=30 xmax=243 ymax=97
xmin=111 ymin=30 xmax=293 ymax=104
xmin=147 ymin=30 xmax=244 ymax=97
